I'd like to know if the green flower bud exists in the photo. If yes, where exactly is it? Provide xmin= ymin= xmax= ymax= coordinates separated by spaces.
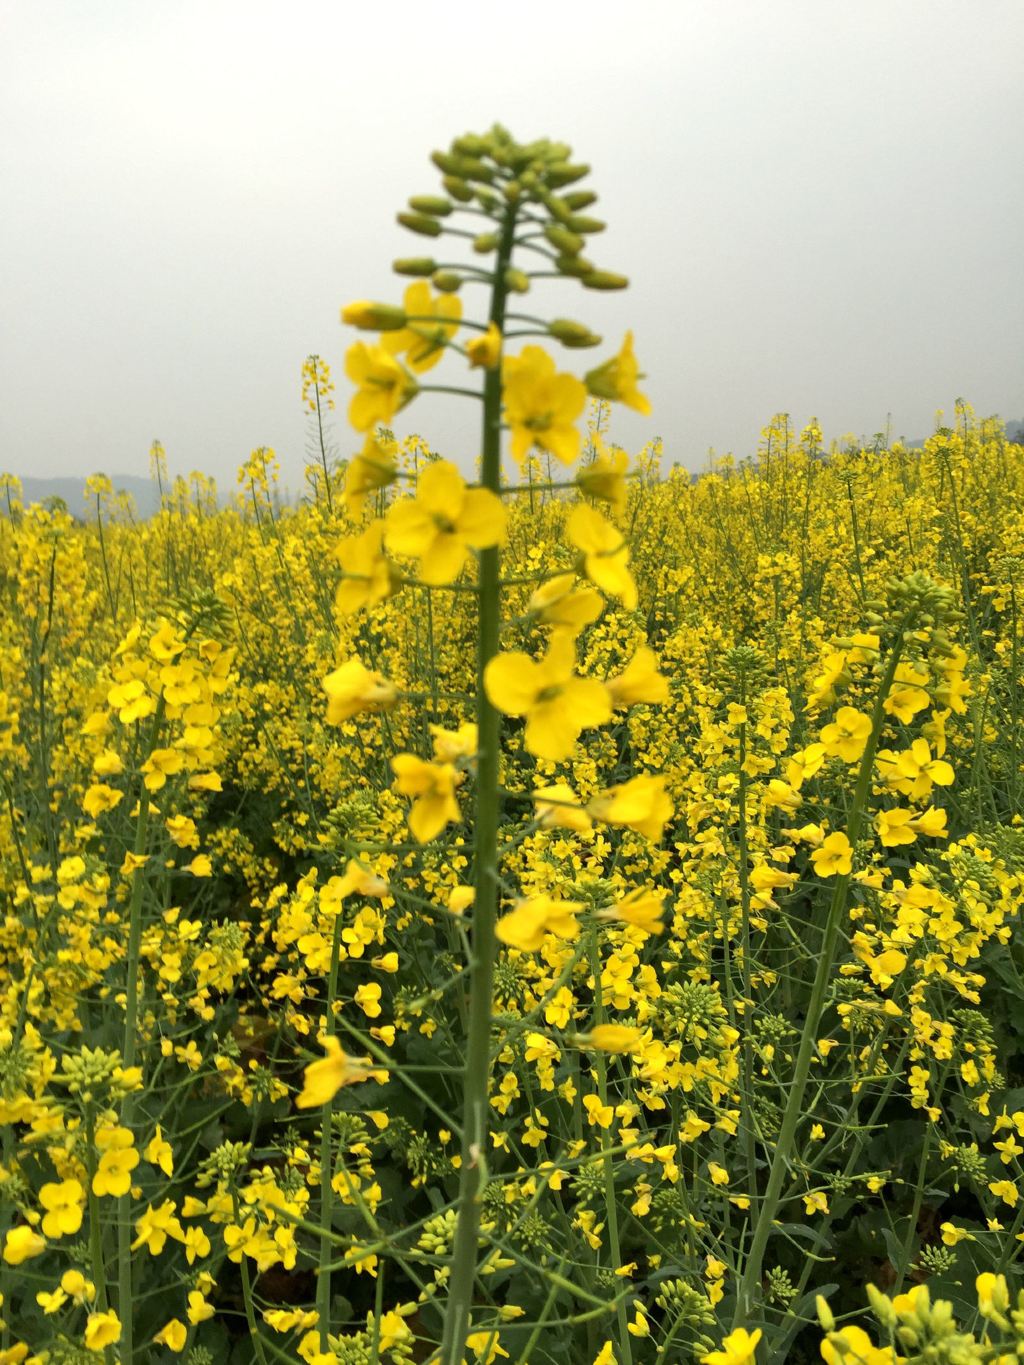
xmin=816 ymin=1297 xmax=836 ymax=1332
xmin=504 ymin=268 xmax=530 ymax=294
xmin=548 ymin=319 xmax=602 ymax=348
xmin=566 ymin=215 xmax=606 ymax=234
xmin=580 ymin=269 xmax=629 ymax=290
xmin=340 ymin=301 xmax=407 ymax=330
xmin=546 ymin=162 xmax=590 ymax=188
xmin=430 ymin=151 xmax=463 ymax=176
xmin=473 ymin=232 xmax=499 ymax=254
xmin=397 ymin=212 xmax=443 ymax=237
xmin=475 ymin=187 xmax=499 ymax=211
xmin=393 ymin=258 xmax=437 ymax=276
xmin=408 ymin=195 xmax=452 ymax=217
xmin=442 ymin=176 xmax=474 ymax=203
xmin=431 ymin=270 xmax=462 ymax=293
xmin=453 ymin=133 xmax=488 ymax=156
xmin=555 ymin=255 xmax=595 ymax=278
xmin=564 ymin=190 xmax=598 ymax=210
xmin=544 ymin=224 xmax=585 ymax=256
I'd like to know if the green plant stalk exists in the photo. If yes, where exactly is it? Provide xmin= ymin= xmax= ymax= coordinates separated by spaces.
xmin=117 ymin=703 xmax=164 ymax=1359
xmin=737 ymin=716 xmax=758 ymax=1218
xmin=438 ymin=203 xmax=516 ymax=1365
xmin=587 ymin=921 xmax=634 ymax=1365
xmin=734 ymin=637 xmax=904 ymax=1324
xmin=317 ymin=911 xmax=346 ymax=1347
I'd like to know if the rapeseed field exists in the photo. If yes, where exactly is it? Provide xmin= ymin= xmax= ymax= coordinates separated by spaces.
xmin=2 ymin=127 xmax=1023 ymax=1365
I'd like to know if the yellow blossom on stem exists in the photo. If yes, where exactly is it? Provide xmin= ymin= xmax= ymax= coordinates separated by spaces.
xmin=588 ymin=774 xmax=673 ymax=842
xmin=466 ymin=322 xmax=502 ymax=369
xmin=576 ymin=436 xmax=630 ymax=519
xmin=384 ymin=460 xmax=507 ymax=585
xmin=3 ymin=1225 xmax=46 ymax=1265
xmin=342 ymin=433 xmax=399 ymax=520
xmin=701 ymin=1327 xmax=762 ymax=1365
xmin=502 ymin=345 xmax=586 ymax=467
xmin=296 ymin=1036 xmax=386 ymax=1109
xmin=382 ymin=281 xmax=462 ymax=373
xmin=322 ymin=659 xmax=397 ymax=724
xmin=810 ymin=831 xmax=853 ymax=877
xmin=585 ymin=1024 xmax=643 ymax=1054
xmin=567 ymin=503 xmax=638 ymax=609
xmin=39 ymin=1179 xmax=84 ymax=1238
xmin=496 ymin=895 xmax=583 ymax=953
xmin=391 ymin=754 xmax=461 ymax=842
xmin=335 ymin=521 xmax=402 ymax=617
xmin=484 ymin=633 xmax=611 ymax=761
xmin=84 ymin=1310 xmax=121 ymax=1352
xmin=527 ymin=574 xmax=603 ymax=636
xmin=345 ymin=342 xmax=419 ymax=431
xmin=819 ymin=706 xmax=871 ymax=763
xmin=584 ymin=331 xmax=651 ymax=414
xmin=607 ymin=645 xmax=669 ymax=708
xmin=533 ymin=782 xmax=593 ymax=832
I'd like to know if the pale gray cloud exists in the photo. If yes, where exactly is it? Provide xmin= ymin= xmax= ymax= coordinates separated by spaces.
xmin=2 ymin=0 xmax=1021 ymax=489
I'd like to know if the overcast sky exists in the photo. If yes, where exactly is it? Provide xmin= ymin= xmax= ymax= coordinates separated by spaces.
xmin=2 ymin=1 xmax=1022 ymax=488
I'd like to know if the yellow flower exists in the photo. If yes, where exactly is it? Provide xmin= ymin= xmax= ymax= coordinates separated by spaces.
xmin=322 ymin=659 xmax=397 ymax=724
xmin=708 ymin=1162 xmax=730 ymax=1186
xmin=592 ymin=1344 xmax=616 ymax=1365
xmin=384 ymin=460 xmax=507 ymax=585
xmin=883 ymin=661 xmax=931 ymax=724
xmin=92 ymin=1127 xmax=139 ymax=1198
xmin=821 ymin=1326 xmax=894 ymax=1365
xmin=527 ymin=574 xmax=603 ymax=635
xmin=342 ymin=433 xmax=399 ymax=520
xmin=875 ymin=807 xmax=917 ymax=847
xmin=82 ymin=783 xmax=124 ymax=817
xmin=466 ymin=322 xmax=502 ymax=369
xmin=496 ymin=895 xmax=583 ymax=953
xmin=60 ymin=1270 xmax=96 ymax=1304
xmin=608 ymin=646 xmax=669 ymax=708
xmin=153 ymin=1319 xmax=188 ymax=1352
xmin=533 ymin=782 xmax=593 ymax=832
xmin=586 ymin=1024 xmax=643 ymax=1054
xmin=465 ymin=1328 xmax=510 ymax=1364
xmin=584 ymin=332 xmax=651 ymax=414
xmin=391 ymin=754 xmax=461 ymax=842
xmin=335 ymin=521 xmax=402 ymax=617
xmin=39 ymin=1179 xmax=84 ymax=1238
xmin=588 ymin=774 xmax=673 ymax=842
xmin=37 ymin=1288 xmax=68 ymax=1314
xmin=484 ymin=634 xmax=611 ymax=761
xmin=345 ymin=342 xmax=418 ymax=431
xmin=340 ymin=300 xmax=406 ymax=330
xmin=803 ymin=1189 xmax=829 ymax=1214
xmin=382 ymin=281 xmax=462 ymax=373
xmin=598 ymin=888 xmax=665 ymax=935
xmin=810 ymin=831 xmax=853 ymax=877
xmin=143 ymin=1125 xmax=174 ymax=1177
xmin=567 ymin=503 xmax=637 ymax=608
xmin=84 ymin=1310 xmax=121 ymax=1352
xmin=976 ymin=1271 xmax=1010 ymax=1318
xmin=188 ymin=1288 xmax=217 ymax=1321
xmin=701 ymin=1327 xmax=762 ymax=1364
xmin=295 ymin=1036 xmax=385 ymax=1109
xmin=576 ymin=437 xmax=630 ymax=519
xmin=132 ymin=1200 xmax=185 ymax=1256
xmin=3 ymin=1225 xmax=46 ymax=1265
xmin=819 ymin=706 xmax=871 ymax=763
xmin=502 ymin=346 xmax=586 ymax=467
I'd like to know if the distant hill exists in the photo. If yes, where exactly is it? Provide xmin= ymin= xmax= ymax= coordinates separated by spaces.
xmin=15 ymin=475 xmax=164 ymax=520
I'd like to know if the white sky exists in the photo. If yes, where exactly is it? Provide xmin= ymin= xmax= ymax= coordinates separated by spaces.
xmin=2 ymin=1 xmax=1022 ymax=486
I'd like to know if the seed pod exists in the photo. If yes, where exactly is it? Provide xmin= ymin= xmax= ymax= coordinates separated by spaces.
xmin=546 ymin=162 xmax=590 ymax=188
xmin=544 ymin=224 xmax=585 ymax=256
xmin=566 ymin=215 xmax=606 ymax=234
xmin=555 ymin=255 xmax=594 ymax=278
xmin=393 ymin=258 xmax=437 ymax=276
xmin=580 ymin=270 xmax=629 ymax=290
xmin=408 ymin=195 xmax=453 ymax=217
xmin=548 ymin=319 xmax=602 ymax=348
xmin=443 ymin=176 xmax=474 ymax=203
xmin=397 ymin=212 xmax=443 ymax=237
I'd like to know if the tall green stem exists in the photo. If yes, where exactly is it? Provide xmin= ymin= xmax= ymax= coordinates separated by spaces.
xmin=438 ymin=203 xmax=516 ymax=1365
xmin=318 ymin=911 xmax=345 ymax=1346
xmin=733 ymin=638 xmax=904 ymax=1324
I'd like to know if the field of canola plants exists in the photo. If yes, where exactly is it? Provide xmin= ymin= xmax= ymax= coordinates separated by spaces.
xmin=2 ymin=127 xmax=1024 ymax=1365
